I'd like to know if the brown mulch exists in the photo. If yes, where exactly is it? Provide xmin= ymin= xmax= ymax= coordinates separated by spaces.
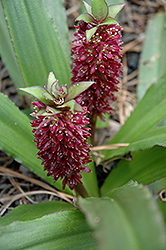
xmin=0 ymin=0 xmax=165 ymax=216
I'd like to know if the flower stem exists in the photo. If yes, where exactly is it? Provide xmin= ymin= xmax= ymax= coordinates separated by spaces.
xmin=74 ymin=183 xmax=89 ymax=198
xmin=90 ymin=112 xmax=97 ymax=146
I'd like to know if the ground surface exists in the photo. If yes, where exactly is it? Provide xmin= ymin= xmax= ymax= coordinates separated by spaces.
xmin=0 ymin=0 xmax=165 ymax=216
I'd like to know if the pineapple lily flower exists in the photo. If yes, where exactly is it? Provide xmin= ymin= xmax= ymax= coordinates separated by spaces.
xmin=71 ymin=0 xmax=124 ymax=122
xmin=19 ymin=72 xmax=94 ymax=191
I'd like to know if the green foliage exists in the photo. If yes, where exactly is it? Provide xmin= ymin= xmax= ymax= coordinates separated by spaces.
xmin=96 ymin=113 xmax=110 ymax=128
xmin=0 ymin=201 xmax=75 ymax=226
xmin=0 ymin=0 xmax=71 ymax=88
xmin=0 ymin=2 xmax=25 ymax=88
xmin=80 ymin=182 xmax=166 ymax=250
xmin=101 ymin=146 xmax=166 ymax=195
xmin=81 ymin=159 xmax=99 ymax=197
xmin=42 ymin=0 xmax=71 ymax=64
xmin=0 ymin=208 xmax=95 ymax=250
xmin=0 ymin=0 xmax=166 ymax=249
xmin=138 ymin=12 xmax=166 ymax=101
xmin=148 ymin=178 xmax=166 ymax=224
xmin=102 ymin=75 xmax=166 ymax=161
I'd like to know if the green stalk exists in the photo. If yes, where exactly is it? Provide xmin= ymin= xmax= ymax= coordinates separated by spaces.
xmin=74 ymin=183 xmax=89 ymax=198
xmin=89 ymin=112 xmax=97 ymax=146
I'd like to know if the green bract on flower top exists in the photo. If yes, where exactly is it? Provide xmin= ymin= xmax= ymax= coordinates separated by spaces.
xmin=71 ymin=0 xmax=124 ymax=120
xmin=19 ymin=72 xmax=94 ymax=190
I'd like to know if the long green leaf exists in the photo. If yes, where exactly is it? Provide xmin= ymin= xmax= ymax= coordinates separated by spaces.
xmin=0 ymin=92 xmax=72 ymax=194
xmin=0 ymin=201 xmax=75 ymax=226
xmin=80 ymin=182 xmax=166 ymax=250
xmin=137 ymin=13 xmax=166 ymax=102
xmin=103 ymin=126 xmax=166 ymax=161
xmin=102 ymin=75 xmax=166 ymax=161
xmin=0 ymin=210 xmax=96 ymax=250
xmin=101 ymin=146 xmax=166 ymax=195
xmin=43 ymin=0 xmax=71 ymax=64
xmin=0 ymin=2 xmax=25 ymax=88
xmin=1 ymin=0 xmax=71 ymax=87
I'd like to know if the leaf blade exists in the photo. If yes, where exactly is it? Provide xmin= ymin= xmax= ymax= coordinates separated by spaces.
xmin=137 ymin=13 xmax=166 ymax=102
xmin=0 ymin=210 xmax=95 ymax=250
xmin=101 ymin=126 xmax=166 ymax=161
xmin=148 ymin=178 xmax=166 ymax=224
xmin=42 ymin=0 xmax=71 ymax=64
xmin=80 ymin=182 xmax=166 ymax=250
xmin=102 ymin=75 xmax=166 ymax=161
xmin=101 ymin=146 xmax=166 ymax=195
xmin=1 ymin=0 xmax=71 ymax=87
xmin=81 ymin=160 xmax=99 ymax=197
xmin=0 ymin=201 xmax=75 ymax=226
xmin=0 ymin=2 xmax=25 ymax=88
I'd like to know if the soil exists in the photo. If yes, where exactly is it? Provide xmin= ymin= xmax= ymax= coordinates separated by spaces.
xmin=0 ymin=0 xmax=165 ymax=216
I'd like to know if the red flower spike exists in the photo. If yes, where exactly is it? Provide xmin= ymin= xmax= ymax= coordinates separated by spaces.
xmin=19 ymin=72 xmax=93 ymax=190
xmin=71 ymin=22 xmax=123 ymax=121
xmin=71 ymin=1 xmax=125 ymax=121
xmin=31 ymin=106 xmax=92 ymax=190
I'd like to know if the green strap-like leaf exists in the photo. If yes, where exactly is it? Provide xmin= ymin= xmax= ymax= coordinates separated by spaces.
xmin=138 ymin=13 xmax=166 ymax=102
xmin=102 ymin=75 xmax=166 ymax=161
xmin=0 ymin=201 xmax=75 ymax=226
xmin=1 ymin=0 xmax=71 ymax=87
xmin=80 ymin=182 xmax=166 ymax=250
xmin=81 ymin=160 xmax=99 ymax=197
xmin=102 ymin=126 xmax=166 ymax=162
xmin=101 ymin=145 xmax=166 ymax=195
xmin=0 ymin=210 xmax=95 ymax=250
xmin=0 ymin=2 xmax=25 ymax=88
xmin=0 ymin=92 xmax=72 ymax=194
xmin=43 ymin=0 xmax=71 ymax=64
